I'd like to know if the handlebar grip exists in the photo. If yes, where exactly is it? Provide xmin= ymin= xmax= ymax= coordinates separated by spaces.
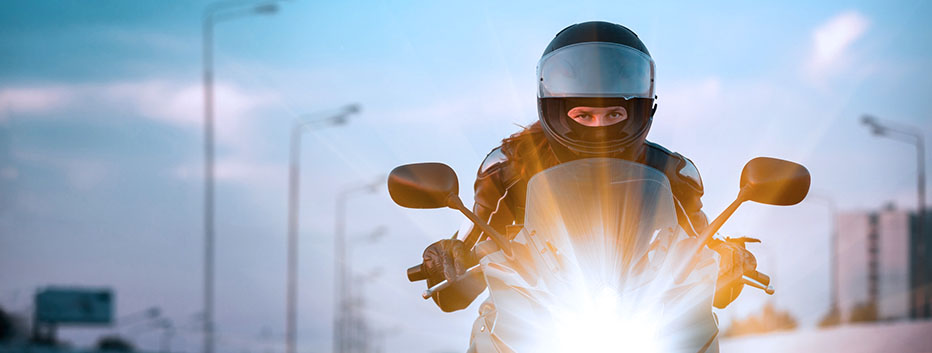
xmin=747 ymin=270 xmax=770 ymax=286
xmin=407 ymin=264 xmax=427 ymax=282
xmin=409 ymin=242 xmax=490 ymax=284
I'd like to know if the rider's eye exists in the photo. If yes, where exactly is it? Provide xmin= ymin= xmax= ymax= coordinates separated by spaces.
xmin=574 ymin=114 xmax=591 ymax=121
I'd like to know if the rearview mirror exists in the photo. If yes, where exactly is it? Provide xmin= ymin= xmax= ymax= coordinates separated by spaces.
xmin=388 ymin=162 xmax=516 ymax=256
xmin=686 ymin=156 xmax=811 ymax=276
xmin=740 ymin=157 xmax=810 ymax=206
xmin=387 ymin=163 xmax=459 ymax=209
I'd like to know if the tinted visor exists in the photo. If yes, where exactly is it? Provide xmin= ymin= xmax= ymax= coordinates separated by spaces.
xmin=538 ymin=42 xmax=655 ymax=99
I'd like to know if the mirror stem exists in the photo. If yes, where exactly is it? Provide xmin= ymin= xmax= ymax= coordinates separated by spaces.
xmin=698 ymin=187 xmax=750 ymax=246
xmin=676 ymin=187 xmax=750 ymax=284
xmin=445 ymin=195 xmax=513 ymax=257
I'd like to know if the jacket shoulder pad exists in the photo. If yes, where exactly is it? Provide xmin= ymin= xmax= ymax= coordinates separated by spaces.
xmin=478 ymin=146 xmax=508 ymax=176
xmin=677 ymin=155 xmax=702 ymax=191
xmin=643 ymin=141 xmax=703 ymax=194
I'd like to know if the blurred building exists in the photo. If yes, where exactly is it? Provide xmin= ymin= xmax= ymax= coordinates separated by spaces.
xmin=836 ymin=207 xmax=932 ymax=322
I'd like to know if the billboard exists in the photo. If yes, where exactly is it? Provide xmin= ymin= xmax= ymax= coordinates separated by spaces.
xmin=35 ymin=288 xmax=113 ymax=324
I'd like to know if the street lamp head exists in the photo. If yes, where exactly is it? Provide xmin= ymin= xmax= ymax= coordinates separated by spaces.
xmin=860 ymin=114 xmax=886 ymax=136
xmin=325 ymin=104 xmax=361 ymax=126
xmin=253 ymin=3 xmax=279 ymax=14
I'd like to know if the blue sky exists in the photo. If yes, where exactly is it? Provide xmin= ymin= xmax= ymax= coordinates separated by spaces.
xmin=1 ymin=1 xmax=931 ymax=352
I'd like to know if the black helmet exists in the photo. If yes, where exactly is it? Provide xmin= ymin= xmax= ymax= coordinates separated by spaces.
xmin=537 ymin=21 xmax=656 ymax=160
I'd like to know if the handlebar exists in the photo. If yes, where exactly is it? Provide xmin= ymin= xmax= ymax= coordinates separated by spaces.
xmin=407 ymin=239 xmax=501 ymax=300
xmin=421 ymin=265 xmax=482 ymax=299
xmin=407 ymin=264 xmax=427 ymax=282
xmin=743 ymin=270 xmax=774 ymax=295
xmin=747 ymin=270 xmax=770 ymax=286
xmin=408 ymin=240 xmax=775 ymax=298
xmin=406 ymin=239 xmax=500 ymax=284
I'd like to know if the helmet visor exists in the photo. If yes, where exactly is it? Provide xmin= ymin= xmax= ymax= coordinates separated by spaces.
xmin=538 ymin=42 xmax=655 ymax=99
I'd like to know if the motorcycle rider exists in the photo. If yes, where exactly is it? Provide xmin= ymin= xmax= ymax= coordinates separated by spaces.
xmin=421 ymin=21 xmax=756 ymax=312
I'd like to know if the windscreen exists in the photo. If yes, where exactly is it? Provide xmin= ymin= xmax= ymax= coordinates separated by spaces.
xmin=523 ymin=158 xmax=679 ymax=290
xmin=475 ymin=158 xmax=720 ymax=353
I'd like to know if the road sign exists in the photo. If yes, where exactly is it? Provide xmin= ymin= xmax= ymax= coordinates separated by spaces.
xmin=35 ymin=288 xmax=113 ymax=325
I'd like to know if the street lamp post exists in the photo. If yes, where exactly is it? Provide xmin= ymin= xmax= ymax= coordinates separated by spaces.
xmin=861 ymin=115 xmax=928 ymax=317
xmin=335 ymin=178 xmax=382 ymax=353
xmin=347 ymin=268 xmax=382 ymax=353
xmin=345 ymin=229 xmax=386 ymax=353
xmin=286 ymin=105 xmax=359 ymax=353
xmin=202 ymin=2 xmax=282 ymax=353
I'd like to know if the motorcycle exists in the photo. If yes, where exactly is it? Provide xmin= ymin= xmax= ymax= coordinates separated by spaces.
xmin=388 ymin=157 xmax=810 ymax=353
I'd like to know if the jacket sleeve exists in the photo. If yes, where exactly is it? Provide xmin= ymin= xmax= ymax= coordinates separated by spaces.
xmin=431 ymin=147 xmax=516 ymax=312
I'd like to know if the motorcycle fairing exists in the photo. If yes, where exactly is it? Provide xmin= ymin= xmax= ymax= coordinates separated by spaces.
xmin=468 ymin=158 xmax=719 ymax=353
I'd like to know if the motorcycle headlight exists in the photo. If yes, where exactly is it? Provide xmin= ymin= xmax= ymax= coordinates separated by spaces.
xmin=554 ymin=287 xmax=662 ymax=353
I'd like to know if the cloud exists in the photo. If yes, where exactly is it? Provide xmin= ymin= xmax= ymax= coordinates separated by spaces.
xmin=171 ymin=157 xmax=282 ymax=184
xmin=0 ymin=80 xmax=283 ymax=185
xmin=0 ymin=80 xmax=276 ymax=144
xmin=100 ymin=80 xmax=278 ymax=145
xmin=808 ymin=11 xmax=870 ymax=76
xmin=0 ymin=86 xmax=73 ymax=119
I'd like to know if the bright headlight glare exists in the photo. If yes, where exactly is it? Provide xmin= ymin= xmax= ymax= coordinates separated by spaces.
xmin=553 ymin=287 xmax=662 ymax=353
